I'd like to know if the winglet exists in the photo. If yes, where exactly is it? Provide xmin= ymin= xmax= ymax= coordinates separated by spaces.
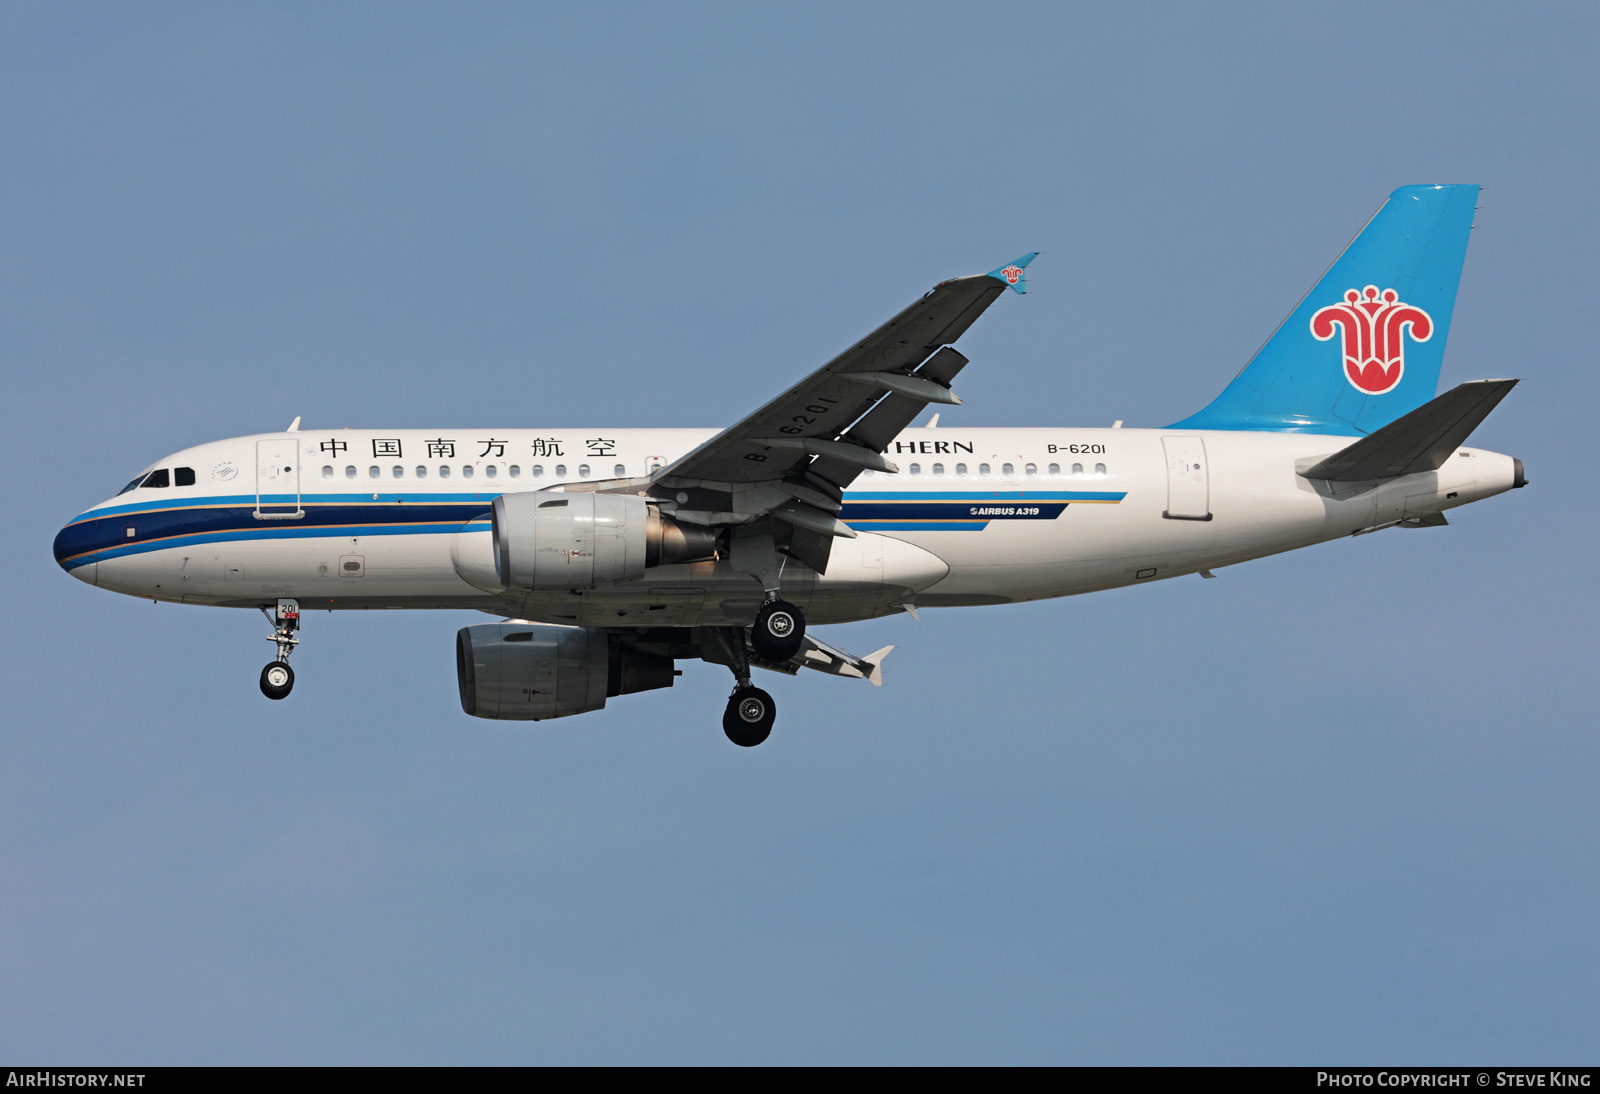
xmin=987 ymin=252 xmax=1039 ymax=295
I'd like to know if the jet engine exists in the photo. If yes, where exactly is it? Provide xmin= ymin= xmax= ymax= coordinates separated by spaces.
xmin=491 ymin=491 xmax=718 ymax=590
xmin=456 ymin=622 xmax=677 ymax=720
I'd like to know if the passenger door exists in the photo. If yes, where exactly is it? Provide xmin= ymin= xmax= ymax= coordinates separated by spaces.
xmin=1161 ymin=436 xmax=1211 ymax=521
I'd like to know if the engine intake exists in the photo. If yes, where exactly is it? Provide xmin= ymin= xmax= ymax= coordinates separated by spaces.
xmin=491 ymin=491 xmax=717 ymax=590
xmin=456 ymin=623 xmax=676 ymax=721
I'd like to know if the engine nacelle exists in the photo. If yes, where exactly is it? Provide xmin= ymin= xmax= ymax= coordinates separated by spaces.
xmin=456 ymin=623 xmax=676 ymax=721
xmin=492 ymin=490 xmax=717 ymax=590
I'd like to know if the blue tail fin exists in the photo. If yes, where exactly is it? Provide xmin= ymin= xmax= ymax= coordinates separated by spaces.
xmin=1170 ymin=184 xmax=1479 ymax=435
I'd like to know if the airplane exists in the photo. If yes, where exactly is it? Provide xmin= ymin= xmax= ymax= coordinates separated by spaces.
xmin=52 ymin=184 xmax=1525 ymax=747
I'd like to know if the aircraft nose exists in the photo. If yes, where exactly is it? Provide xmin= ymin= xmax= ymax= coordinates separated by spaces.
xmin=53 ymin=521 xmax=99 ymax=586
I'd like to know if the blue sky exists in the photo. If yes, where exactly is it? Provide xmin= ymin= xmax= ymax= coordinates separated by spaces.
xmin=3 ymin=2 xmax=1596 ymax=1064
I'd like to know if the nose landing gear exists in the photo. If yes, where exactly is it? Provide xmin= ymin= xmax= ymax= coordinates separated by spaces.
xmin=259 ymin=598 xmax=300 ymax=700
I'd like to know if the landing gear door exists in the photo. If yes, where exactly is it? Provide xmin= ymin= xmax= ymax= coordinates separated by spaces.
xmin=256 ymin=438 xmax=303 ymax=519
xmin=1161 ymin=436 xmax=1212 ymax=521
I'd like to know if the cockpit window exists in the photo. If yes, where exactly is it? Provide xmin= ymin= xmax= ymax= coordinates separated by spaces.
xmin=117 ymin=476 xmax=144 ymax=496
xmin=175 ymin=467 xmax=195 ymax=486
xmin=140 ymin=469 xmax=170 ymax=489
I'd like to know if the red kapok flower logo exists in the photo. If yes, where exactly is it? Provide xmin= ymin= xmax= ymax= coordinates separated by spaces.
xmin=1310 ymin=286 xmax=1433 ymax=396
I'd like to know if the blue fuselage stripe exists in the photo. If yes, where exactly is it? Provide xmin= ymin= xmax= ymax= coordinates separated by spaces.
xmin=55 ymin=488 xmax=1129 ymax=569
xmin=54 ymin=499 xmax=494 ymax=569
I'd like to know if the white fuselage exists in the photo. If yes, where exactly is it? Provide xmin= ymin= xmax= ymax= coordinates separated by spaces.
xmin=55 ymin=425 xmax=1519 ymax=625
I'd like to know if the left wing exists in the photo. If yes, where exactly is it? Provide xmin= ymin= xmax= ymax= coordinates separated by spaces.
xmin=640 ymin=254 xmax=1037 ymax=570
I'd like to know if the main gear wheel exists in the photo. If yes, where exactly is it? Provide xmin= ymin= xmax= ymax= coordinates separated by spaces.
xmin=722 ymin=685 xmax=775 ymax=747
xmin=751 ymin=599 xmax=805 ymax=662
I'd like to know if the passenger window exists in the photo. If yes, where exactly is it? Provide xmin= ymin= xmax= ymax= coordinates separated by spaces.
xmin=510 ymin=465 xmax=523 ymax=478
xmin=462 ymin=465 xmax=474 ymax=479
xmin=1095 ymin=462 xmax=1107 ymax=476
xmin=439 ymin=465 xmax=451 ymax=479
xmin=415 ymin=466 xmax=427 ymax=479
xmin=578 ymin=464 xmax=591 ymax=478
xmin=531 ymin=466 xmax=543 ymax=478
xmin=484 ymin=465 xmax=497 ymax=479
xmin=862 ymin=469 xmax=876 ymax=478
xmin=321 ymin=466 xmax=333 ymax=479
xmin=392 ymin=465 xmax=404 ymax=479
xmin=1002 ymin=463 xmax=1014 ymax=477
xmin=1025 ymin=463 xmax=1037 ymax=477
xmin=555 ymin=465 xmax=567 ymax=477
xmin=909 ymin=463 xmax=922 ymax=476
xmin=932 ymin=463 xmax=944 ymax=477
xmin=1072 ymin=463 xmax=1084 ymax=476
xmin=955 ymin=463 xmax=967 ymax=476
xmin=344 ymin=466 xmax=356 ymax=479
xmin=979 ymin=463 xmax=991 ymax=477
xmin=614 ymin=463 xmax=626 ymax=477
xmin=369 ymin=466 xmax=380 ymax=479
xmin=175 ymin=467 xmax=196 ymax=486
xmin=1048 ymin=463 xmax=1060 ymax=476
xmin=141 ymin=469 xmax=170 ymax=489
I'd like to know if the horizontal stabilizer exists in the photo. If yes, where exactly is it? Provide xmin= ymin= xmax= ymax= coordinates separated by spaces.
xmin=1299 ymin=379 xmax=1518 ymax=482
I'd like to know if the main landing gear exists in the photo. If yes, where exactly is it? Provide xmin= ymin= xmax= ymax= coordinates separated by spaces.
xmin=751 ymin=596 xmax=805 ymax=662
xmin=720 ymin=521 xmax=806 ymax=744
xmin=716 ymin=626 xmax=776 ymax=747
xmin=259 ymin=598 xmax=300 ymax=700
xmin=724 ymin=685 xmax=776 ymax=748
xmin=729 ymin=524 xmax=806 ymax=665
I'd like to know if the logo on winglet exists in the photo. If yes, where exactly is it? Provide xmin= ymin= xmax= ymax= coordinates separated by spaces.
xmin=1001 ymin=265 xmax=1023 ymax=285
xmin=1310 ymin=286 xmax=1433 ymax=396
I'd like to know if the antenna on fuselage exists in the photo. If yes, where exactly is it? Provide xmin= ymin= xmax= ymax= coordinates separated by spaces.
xmin=286 ymin=416 xmax=301 ymax=432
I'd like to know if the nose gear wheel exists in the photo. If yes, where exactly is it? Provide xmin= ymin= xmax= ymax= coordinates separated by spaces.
xmin=260 ymin=660 xmax=294 ymax=700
